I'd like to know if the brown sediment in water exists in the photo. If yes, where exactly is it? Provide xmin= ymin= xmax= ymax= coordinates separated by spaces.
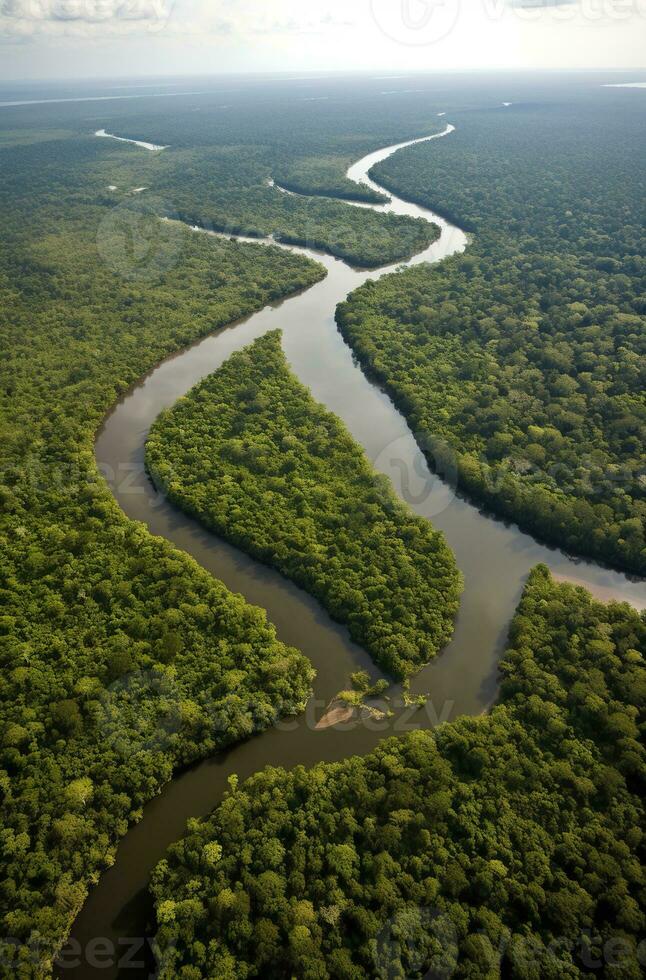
xmin=315 ymin=701 xmax=356 ymax=730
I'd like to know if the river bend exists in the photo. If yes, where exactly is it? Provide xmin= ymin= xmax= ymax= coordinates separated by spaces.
xmin=64 ymin=121 xmax=645 ymax=977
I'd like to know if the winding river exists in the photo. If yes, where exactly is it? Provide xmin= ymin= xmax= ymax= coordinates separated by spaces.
xmin=63 ymin=122 xmax=645 ymax=977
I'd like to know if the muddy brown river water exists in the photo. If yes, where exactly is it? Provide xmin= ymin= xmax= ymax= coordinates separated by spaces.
xmin=59 ymin=122 xmax=645 ymax=978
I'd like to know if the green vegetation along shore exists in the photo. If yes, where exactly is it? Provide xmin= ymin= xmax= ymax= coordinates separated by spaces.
xmin=338 ymin=101 xmax=645 ymax=573
xmin=146 ymin=331 xmax=462 ymax=679
xmin=170 ymin=174 xmax=437 ymax=269
xmin=3 ymin=80 xmax=644 ymax=977
xmin=0 ymin=146 xmax=325 ymax=972
xmin=151 ymin=567 xmax=646 ymax=978
xmin=0 ymin=93 xmax=448 ymax=974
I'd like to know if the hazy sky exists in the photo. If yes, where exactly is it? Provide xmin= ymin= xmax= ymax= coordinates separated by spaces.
xmin=0 ymin=0 xmax=644 ymax=81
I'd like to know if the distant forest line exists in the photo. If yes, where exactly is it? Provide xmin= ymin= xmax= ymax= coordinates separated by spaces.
xmin=0 ymin=77 xmax=643 ymax=976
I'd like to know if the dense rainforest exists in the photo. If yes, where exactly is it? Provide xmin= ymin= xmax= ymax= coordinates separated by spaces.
xmin=338 ymin=100 xmax=646 ymax=573
xmin=146 ymin=331 xmax=462 ymax=679
xmin=0 ymin=129 xmax=331 ymax=974
xmin=1 ymin=87 xmax=445 ymax=269
xmin=0 ymin=82 xmax=462 ymax=974
xmin=0 ymin=80 xmax=464 ymax=971
xmin=151 ymin=567 xmax=646 ymax=979
xmin=168 ymin=178 xmax=437 ymax=270
xmin=1 ymin=75 xmax=644 ymax=977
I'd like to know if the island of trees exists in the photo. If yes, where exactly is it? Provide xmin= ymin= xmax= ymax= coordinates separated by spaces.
xmin=2 ymin=79 xmax=644 ymax=977
xmin=146 ymin=331 xmax=462 ymax=679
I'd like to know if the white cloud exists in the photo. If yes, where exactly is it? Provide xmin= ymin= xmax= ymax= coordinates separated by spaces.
xmin=1 ymin=0 xmax=644 ymax=69
xmin=0 ymin=0 xmax=356 ymax=42
xmin=162 ymin=0 xmax=356 ymax=39
xmin=0 ymin=0 xmax=174 ymax=37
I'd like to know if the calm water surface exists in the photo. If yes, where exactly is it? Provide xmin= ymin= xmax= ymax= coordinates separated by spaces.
xmin=61 ymin=122 xmax=645 ymax=978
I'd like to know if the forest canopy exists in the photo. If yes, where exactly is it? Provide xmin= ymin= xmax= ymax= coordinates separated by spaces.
xmin=146 ymin=331 xmax=462 ymax=679
xmin=0 ymin=86 xmax=453 ymax=972
xmin=2 ymin=78 xmax=644 ymax=976
xmin=151 ymin=567 xmax=646 ymax=979
xmin=0 ymin=141 xmax=326 ymax=974
xmin=338 ymin=101 xmax=645 ymax=573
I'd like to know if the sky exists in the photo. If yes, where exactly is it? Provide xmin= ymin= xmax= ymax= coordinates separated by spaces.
xmin=0 ymin=0 xmax=644 ymax=81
